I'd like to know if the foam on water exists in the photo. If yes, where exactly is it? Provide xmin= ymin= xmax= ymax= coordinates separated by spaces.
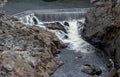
xmin=66 ymin=19 xmax=95 ymax=53
xmin=13 ymin=9 xmax=109 ymax=77
xmin=15 ymin=11 xmax=95 ymax=53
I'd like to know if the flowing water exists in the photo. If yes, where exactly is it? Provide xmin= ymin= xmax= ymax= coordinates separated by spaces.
xmin=4 ymin=0 xmax=91 ymax=15
xmin=14 ymin=9 xmax=109 ymax=77
xmin=13 ymin=8 xmax=88 ymax=21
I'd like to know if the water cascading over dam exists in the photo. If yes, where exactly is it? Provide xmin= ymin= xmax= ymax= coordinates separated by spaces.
xmin=14 ymin=8 xmax=94 ymax=53
xmin=14 ymin=8 xmax=109 ymax=77
xmin=13 ymin=8 xmax=88 ymax=22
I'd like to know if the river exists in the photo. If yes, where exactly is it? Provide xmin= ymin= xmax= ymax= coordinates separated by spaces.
xmin=4 ymin=0 xmax=91 ymax=15
xmin=4 ymin=0 xmax=109 ymax=77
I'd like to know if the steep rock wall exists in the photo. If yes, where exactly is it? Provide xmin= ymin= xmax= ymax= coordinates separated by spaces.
xmin=82 ymin=0 xmax=120 ymax=66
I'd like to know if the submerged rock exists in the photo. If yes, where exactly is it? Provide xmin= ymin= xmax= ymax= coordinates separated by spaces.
xmin=0 ymin=13 xmax=62 ymax=77
xmin=81 ymin=64 xmax=102 ymax=75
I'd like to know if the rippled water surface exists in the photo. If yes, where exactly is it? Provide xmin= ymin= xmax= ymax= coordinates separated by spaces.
xmin=4 ymin=0 xmax=91 ymax=15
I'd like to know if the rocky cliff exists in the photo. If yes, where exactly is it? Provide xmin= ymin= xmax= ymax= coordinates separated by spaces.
xmin=82 ymin=0 xmax=120 ymax=67
xmin=0 ymin=13 xmax=63 ymax=77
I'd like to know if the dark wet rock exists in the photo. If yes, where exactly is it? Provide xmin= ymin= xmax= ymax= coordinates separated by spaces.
xmin=60 ymin=43 xmax=68 ymax=48
xmin=106 ymin=63 xmax=113 ymax=68
xmin=81 ymin=64 xmax=102 ymax=75
xmin=64 ymin=21 xmax=69 ymax=26
xmin=0 ymin=13 xmax=62 ymax=77
xmin=44 ymin=22 xmax=67 ymax=33
xmin=82 ymin=0 xmax=120 ymax=66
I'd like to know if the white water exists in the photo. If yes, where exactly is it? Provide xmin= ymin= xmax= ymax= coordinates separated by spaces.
xmin=67 ymin=19 xmax=95 ymax=53
xmin=17 ymin=13 xmax=95 ymax=53
xmin=14 ymin=11 xmax=109 ymax=77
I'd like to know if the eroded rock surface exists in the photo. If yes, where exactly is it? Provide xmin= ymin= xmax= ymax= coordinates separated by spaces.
xmin=0 ymin=13 xmax=62 ymax=77
xmin=82 ymin=0 xmax=120 ymax=67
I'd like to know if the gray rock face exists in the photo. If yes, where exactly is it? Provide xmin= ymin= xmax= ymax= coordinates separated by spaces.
xmin=82 ymin=0 xmax=120 ymax=66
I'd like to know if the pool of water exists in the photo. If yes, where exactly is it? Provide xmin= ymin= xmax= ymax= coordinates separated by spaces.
xmin=4 ymin=0 xmax=91 ymax=15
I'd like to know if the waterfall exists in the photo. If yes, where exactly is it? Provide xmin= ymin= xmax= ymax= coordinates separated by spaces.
xmin=14 ymin=8 xmax=88 ymax=22
xmin=66 ymin=19 xmax=95 ymax=53
xmin=14 ymin=8 xmax=95 ymax=53
xmin=67 ymin=20 xmax=86 ymax=52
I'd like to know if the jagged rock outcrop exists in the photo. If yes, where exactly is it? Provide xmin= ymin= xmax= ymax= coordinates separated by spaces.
xmin=0 ymin=13 xmax=63 ymax=77
xmin=82 ymin=0 xmax=120 ymax=66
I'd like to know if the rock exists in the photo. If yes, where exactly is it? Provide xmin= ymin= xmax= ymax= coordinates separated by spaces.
xmin=0 ymin=30 xmax=3 ymax=34
xmin=0 ymin=13 xmax=62 ymax=77
xmin=81 ymin=66 xmax=95 ymax=75
xmin=64 ymin=21 xmax=69 ymax=26
xmin=2 ymin=59 xmax=15 ymax=72
xmin=7 ymin=35 xmax=14 ymax=39
xmin=108 ymin=68 xmax=117 ymax=77
xmin=95 ymin=67 xmax=102 ymax=75
xmin=57 ymin=60 xmax=64 ymax=65
xmin=91 ymin=0 xmax=105 ymax=7
xmin=81 ymin=64 xmax=102 ymax=75
xmin=90 ymin=0 xmax=97 ymax=3
xmin=106 ymin=63 xmax=112 ymax=68
xmin=44 ymin=22 xmax=67 ymax=33
xmin=117 ymin=69 xmax=120 ymax=77
xmin=60 ymin=41 xmax=68 ymax=48
xmin=82 ymin=0 xmax=120 ymax=66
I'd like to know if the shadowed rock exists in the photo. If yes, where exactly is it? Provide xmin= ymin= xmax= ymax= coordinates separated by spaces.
xmin=82 ymin=0 xmax=120 ymax=67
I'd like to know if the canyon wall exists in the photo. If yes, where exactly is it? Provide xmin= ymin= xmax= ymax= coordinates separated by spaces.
xmin=82 ymin=0 xmax=120 ymax=66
